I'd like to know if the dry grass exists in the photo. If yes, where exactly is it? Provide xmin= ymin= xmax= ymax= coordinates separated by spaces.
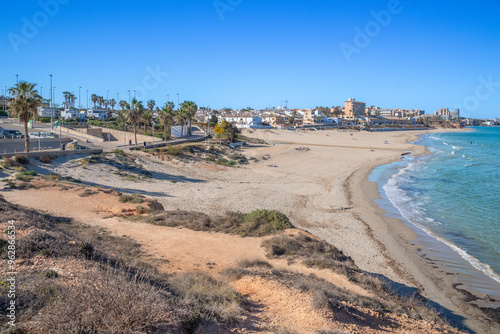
xmin=170 ymin=272 xmax=244 ymax=323
xmin=0 ymin=196 xmax=247 ymax=333
xmin=38 ymin=155 xmax=55 ymax=163
xmin=27 ymin=267 xmax=178 ymax=334
xmin=14 ymin=155 xmax=30 ymax=165
xmin=145 ymin=209 xmax=293 ymax=237
xmin=262 ymin=234 xmax=355 ymax=275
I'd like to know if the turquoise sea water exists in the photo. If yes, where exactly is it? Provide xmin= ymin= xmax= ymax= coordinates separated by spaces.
xmin=370 ymin=127 xmax=500 ymax=297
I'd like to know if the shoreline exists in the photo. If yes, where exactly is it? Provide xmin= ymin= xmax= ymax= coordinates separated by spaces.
xmin=353 ymin=128 xmax=499 ymax=333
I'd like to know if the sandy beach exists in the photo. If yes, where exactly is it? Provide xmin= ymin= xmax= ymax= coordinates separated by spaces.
xmin=2 ymin=127 xmax=497 ymax=333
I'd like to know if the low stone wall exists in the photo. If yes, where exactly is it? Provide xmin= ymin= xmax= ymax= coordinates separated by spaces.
xmin=59 ymin=126 xmax=105 ymax=142
xmin=100 ymin=127 xmax=157 ymax=144
xmin=87 ymin=127 xmax=103 ymax=137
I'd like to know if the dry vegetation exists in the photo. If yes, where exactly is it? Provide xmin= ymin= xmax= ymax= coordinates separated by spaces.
xmin=144 ymin=209 xmax=293 ymax=237
xmin=145 ymin=143 xmax=251 ymax=167
xmin=0 ymin=196 xmax=246 ymax=333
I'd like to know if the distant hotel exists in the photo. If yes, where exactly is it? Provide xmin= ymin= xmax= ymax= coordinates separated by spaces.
xmin=344 ymin=98 xmax=366 ymax=119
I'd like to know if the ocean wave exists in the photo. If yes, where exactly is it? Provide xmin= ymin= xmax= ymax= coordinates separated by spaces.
xmin=383 ymin=161 xmax=500 ymax=285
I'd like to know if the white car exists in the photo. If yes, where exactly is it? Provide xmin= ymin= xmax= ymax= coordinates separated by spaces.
xmin=29 ymin=132 xmax=59 ymax=138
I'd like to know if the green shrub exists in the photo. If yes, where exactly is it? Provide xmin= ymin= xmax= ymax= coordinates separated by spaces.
xmin=15 ymin=172 xmax=33 ymax=181
xmin=133 ymin=196 xmax=144 ymax=204
xmin=113 ymin=149 xmax=125 ymax=155
xmin=38 ymin=117 xmax=52 ymax=123
xmin=45 ymin=270 xmax=59 ymax=278
xmin=14 ymin=166 xmax=27 ymax=173
xmin=166 ymin=146 xmax=183 ymax=156
xmin=119 ymin=195 xmax=133 ymax=203
xmin=237 ymin=210 xmax=293 ymax=237
xmin=216 ymin=158 xmax=236 ymax=167
xmin=119 ymin=194 xmax=144 ymax=204
xmin=40 ymin=249 xmax=53 ymax=257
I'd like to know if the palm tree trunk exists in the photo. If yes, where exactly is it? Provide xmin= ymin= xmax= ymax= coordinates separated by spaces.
xmin=24 ymin=122 xmax=30 ymax=153
xmin=180 ymin=124 xmax=184 ymax=138
xmin=133 ymin=124 xmax=137 ymax=145
xmin=164 ymin=124 xmax=168 ymax=142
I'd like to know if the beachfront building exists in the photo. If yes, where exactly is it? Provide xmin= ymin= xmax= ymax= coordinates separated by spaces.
xmin=60 ymin=108 xmax=82 ymax=120
xmin=86 ymin=109 xmax=108 ymax=120
xmin=450 ymin=108 xmax=460 ymax=120
xmin=219 ymin=115 xmax=265 ymax=129
xmin=344 ymin=98 xmax=366 ymax=119
xmin=435 ymin=108 xmax=450 ymax=118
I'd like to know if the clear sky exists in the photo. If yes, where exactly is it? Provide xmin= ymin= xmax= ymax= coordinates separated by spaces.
xmin=1 ymin=0 xmax=499 ymax=118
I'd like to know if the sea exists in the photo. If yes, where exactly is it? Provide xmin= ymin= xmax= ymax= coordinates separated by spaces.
xmin=370 ymin=127 xmax=500 ymax=299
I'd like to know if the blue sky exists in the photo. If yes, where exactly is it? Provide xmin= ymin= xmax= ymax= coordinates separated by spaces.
xmin=1 ymin=0 xmax=499 ymax=118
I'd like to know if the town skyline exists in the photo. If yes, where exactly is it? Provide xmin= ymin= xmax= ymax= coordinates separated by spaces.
xmin=1 ymin=1 xmax=499 ymax=118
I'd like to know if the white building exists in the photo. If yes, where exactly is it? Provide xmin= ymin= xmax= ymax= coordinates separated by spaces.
xmin=86 ymin=109 xmax=108 ymax=120
xmin=219 ymin=115 xmax=265 ymax=128
xmin=61 ymin=108 xmax=86 ymax=120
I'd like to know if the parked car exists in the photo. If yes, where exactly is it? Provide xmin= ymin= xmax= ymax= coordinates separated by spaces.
xmin=1 ymin=129 xmax=25 ymax=139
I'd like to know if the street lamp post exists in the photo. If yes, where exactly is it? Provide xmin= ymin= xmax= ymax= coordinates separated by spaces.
xmin=86 ymin=90 xmax=88 ymax=110
xmin=167 ymin=94 xmax=169 ymax=103
xmin=79 ymin=87 xmax=82 ymax=110
xmin=49 ymin=74 xmax=53 ymax=130
xmin=128 ymin=90 xmax=131 ymax=105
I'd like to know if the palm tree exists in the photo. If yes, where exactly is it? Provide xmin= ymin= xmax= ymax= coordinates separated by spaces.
xmin=127 ymin=98 xmax=144 ymax=145
xmin=175 ymin=108 xmax=188 ymax=138
xmin=119 ymin=100 xmax=127 ymax=111
xmin=109 ymin=99 xmax=116 ymax=112
xmin=147 ymin=99 xmax=155 ymax=112
xmin=97 ymin=96 xmax=104 ymax=109
xmin=142 ymin=110 xmax=153 ymax=132
xmin=8 ymin=82 xmax=43 ymax=152
xmin=91 ymin=94 xmax=98 ymax=109
xmin=117 ymin=106 xmax=128 ymax=134
xmin=181 ymin=101 xmax=198 ymax=135
xmin=158 ymin=102 xmax=175 ymax=141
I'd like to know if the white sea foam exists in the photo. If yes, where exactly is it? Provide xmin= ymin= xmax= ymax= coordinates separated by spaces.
xmin=383 ymin=161 xmax=500 ymax=284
